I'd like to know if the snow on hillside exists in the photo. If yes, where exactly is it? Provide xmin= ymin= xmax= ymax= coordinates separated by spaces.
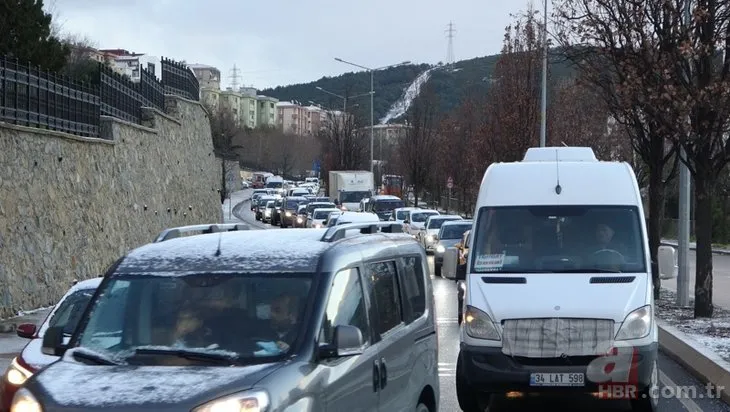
xmin=379 ymin=66 xmax=436 ymax=124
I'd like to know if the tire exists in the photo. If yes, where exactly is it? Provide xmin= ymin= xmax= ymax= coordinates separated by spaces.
xmin=456 ymin=356 xmax=490 ymax=411
xmin=434 ymin=264 xmax=442 ymax=277
xmin=415 ymin=402 xmax=430 ymax=412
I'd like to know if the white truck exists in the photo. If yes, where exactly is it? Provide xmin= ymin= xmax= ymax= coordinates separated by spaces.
xmin=328 ymin=170 xmax=374 ymax=211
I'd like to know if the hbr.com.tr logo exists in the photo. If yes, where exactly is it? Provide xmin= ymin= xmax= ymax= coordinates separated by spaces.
xmin=586 ymin=346 xmax=724 ymax=399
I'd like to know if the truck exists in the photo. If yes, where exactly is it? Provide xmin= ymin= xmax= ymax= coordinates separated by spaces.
xmin=252 ymin=172 xmax=273 ymax=189
xmin=328 ymin=170 xmax=374 ymax=211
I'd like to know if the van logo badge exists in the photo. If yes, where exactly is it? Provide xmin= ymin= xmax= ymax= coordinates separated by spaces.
xmin=554 ymin=305 xmax=560 ymax=311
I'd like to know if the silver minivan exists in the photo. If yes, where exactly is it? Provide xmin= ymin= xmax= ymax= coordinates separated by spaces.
xmin=16 ymin=223 xmax=439 ymax=412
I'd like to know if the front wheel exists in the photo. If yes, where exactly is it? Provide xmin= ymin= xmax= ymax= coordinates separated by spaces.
xmin=631 ymin=360 xmax=658 ymax=411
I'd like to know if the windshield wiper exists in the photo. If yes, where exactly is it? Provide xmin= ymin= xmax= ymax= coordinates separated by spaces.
xmin=133 ymin=348 xmax=238 ymax=365
xmin=71 ymin=348 xmax=122 ymax=365
xmin=555 ymin=268 xmax=623 ymax=273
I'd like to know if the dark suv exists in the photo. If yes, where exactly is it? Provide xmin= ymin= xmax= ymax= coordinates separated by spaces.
xmin=19 ymin=223 xmax=440 ymax=412
xmin=279 ymin=196 xmax=307 ymax=228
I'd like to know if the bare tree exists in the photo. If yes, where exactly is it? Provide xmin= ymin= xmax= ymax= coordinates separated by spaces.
xmin=399 ymin=86 xmax=441 ymax=207
xmin=317 ymin=110 xmax=368 ymax=171
xmin=206 ymin=106 xmax=244 ymax=203
xmin=554 ymin=0 xmax=680 ymax=300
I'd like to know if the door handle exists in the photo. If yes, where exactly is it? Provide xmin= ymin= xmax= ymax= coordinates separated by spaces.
xmin=379 ymin=357 xmax=387 ymax=390
xmin=372 ymin=359 xmax=380 ymax=392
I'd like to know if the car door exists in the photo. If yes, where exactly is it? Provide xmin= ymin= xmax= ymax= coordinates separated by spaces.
xmin=363 ymin=260 xmax=413 ymax=411
xmin=319 ymin=267 xmax=381 ymax=412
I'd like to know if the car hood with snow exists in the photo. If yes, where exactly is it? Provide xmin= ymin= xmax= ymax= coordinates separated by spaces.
xmin=24 ymin=357 xmax=282 ymax=410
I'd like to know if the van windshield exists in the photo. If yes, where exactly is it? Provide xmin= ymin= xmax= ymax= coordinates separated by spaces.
xmin=470 ymin=206 xmax=646 ymax=273
xmin=266 ymin=181 xmax=283 ymax=188
xmin=372 ymin=199 xmax=405 ymax=212
xmin=75 ymin=274 xmax=313 ymax=366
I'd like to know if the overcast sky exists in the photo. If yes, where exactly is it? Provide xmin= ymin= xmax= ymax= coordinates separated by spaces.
xmin=49 ymin=0 xmax=535 ymax=89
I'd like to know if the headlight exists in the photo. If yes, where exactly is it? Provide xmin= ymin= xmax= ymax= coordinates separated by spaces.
xmin=285 ymin=211 xmax=292 ymax=217
xmin=436 ymin=245 xmax=445 ymax=253
xmin=464 ymin=305 xmax=500 ymax=341
xmin=5 ymin=358 xmax=32 ymax=386
xmin=314 ymin=223 xmax=322 ymax=228
xmin=296 ymin=217 xmax=303 ymax=223
xmin=192 ymin=389 xmax=269 ymax=412
xmin=616 ymin=305 xmax=652 ymax=340
xmin=10 ymin=387 xmax=42 ymax=412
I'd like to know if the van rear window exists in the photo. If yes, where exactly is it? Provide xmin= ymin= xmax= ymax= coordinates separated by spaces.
xmin=470 ymin=206 xmax=646 ymax=273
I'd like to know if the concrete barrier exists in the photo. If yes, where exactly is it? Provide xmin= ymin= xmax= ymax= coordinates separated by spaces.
xmin=658 ymin=320 xmax=730 ymax=404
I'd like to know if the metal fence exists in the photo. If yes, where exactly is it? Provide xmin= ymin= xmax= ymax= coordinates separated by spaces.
xmin=0 ymin=55 xmax=199 ymax=138
xmin=0 ymin=57 xmax=101 ymax=137
xmin=161 ymin=57 xmax=199 ymax=101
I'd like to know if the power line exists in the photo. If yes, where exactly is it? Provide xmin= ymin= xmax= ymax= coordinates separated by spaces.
xmin=445 ymin=21 xmax=456 ymax=65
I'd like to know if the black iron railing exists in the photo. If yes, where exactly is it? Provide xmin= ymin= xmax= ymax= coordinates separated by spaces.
xmin=0 ymin=55 xmax=199 ymax=139
xmin=161 ymin=57 xmax=199 ymax=101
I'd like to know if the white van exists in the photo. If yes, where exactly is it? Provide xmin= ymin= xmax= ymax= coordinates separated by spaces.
xmin=446 ymin=147 xmax=673 ymax=412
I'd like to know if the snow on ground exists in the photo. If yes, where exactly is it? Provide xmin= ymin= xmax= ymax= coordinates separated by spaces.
xmin=658 ymin=287 xmax=730 ymax=361
xmin=221 ymin=189 xmax=252 ymax=224
xmin=379 ymin=66 xmax=437 ymax=124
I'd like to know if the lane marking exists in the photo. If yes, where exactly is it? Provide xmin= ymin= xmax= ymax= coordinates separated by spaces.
xmin=658 ymin=370 xmax=704 ymax=411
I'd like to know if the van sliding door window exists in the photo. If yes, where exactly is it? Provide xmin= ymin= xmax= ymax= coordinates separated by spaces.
xmin=470 ymin=206 xmax=646 ymax=274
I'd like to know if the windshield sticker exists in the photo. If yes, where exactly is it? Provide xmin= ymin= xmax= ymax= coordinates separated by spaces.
xmin=474 ymin=253 xmax=506 ymax=271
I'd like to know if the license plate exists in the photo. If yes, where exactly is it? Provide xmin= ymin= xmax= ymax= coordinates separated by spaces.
xmin=530 ymin=373 xmax=585 ymax=387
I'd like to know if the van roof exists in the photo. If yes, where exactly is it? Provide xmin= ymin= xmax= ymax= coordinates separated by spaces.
xmin=477 ymin=148 xmax=640 ymax=207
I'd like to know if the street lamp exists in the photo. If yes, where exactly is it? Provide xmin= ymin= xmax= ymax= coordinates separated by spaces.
xmin=315 ymin=86 xmax=370 ymax=113
xmin=334 ymin=57 xmax=410 ymax=187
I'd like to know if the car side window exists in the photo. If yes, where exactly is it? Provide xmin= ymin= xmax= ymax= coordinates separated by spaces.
xmin=399 ymin=256 xmax=427 ymax=322
xmin=365 ymin=261 xmax=403 ymax=336
xmin=319 ymin=268 xmax=371 ymax=346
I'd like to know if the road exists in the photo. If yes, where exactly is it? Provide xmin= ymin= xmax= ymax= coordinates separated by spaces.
xmin=235 ymin=193 xmax=730 ymax=412
xmin=0 ymin=192 xmax=727 ymax=411
xmin=661 ymin=251 xmax=730 ymax=309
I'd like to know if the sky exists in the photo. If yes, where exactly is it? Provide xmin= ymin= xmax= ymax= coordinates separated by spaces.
xmin=48 ymin=0 xmax=537 ymax=89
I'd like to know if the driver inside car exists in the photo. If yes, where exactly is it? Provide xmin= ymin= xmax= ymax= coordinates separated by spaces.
xmin=590 ymin=222 xmax=627 ymax=267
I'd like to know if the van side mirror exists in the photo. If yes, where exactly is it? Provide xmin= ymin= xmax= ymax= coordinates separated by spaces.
xmin=42 ymin=326 xmax=68 ymax=356
xmin=319 ymin=325 xmax=363 ymax=359
xmin=658 ymin=245 xmax=677 ymax=280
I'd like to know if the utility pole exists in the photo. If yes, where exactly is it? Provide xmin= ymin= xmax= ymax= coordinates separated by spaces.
xmin=539 ymin=0 xmax=547 ymax=147
xmin=229 ymin=64 xmax=241 ymax=90
xmin=445 ymin=22 xmax=456 ymax=66
xmin=677 ymin=0 xmax=692 ymax=306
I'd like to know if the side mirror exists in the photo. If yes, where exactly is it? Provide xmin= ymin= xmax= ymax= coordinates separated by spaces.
xmin=443 ymin=247 xmax=459 ymax=279
xmin=404 ymin=219 xmax=410 ymax=224
xmin=16 ymin=323 xmax=37 ymax=339
xmin=658 ymin=245 xmax=677 ymax=280
xmin=334 ymin=325 xmax=363 ymax=356
xmin=42 ymin=326 xmax=67 ymax=356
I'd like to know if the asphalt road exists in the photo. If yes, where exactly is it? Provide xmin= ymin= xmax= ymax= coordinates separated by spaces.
xmin=235 ymin=195 xmax=730 ymax=412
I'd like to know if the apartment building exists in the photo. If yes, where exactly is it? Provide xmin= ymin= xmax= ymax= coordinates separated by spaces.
xmin=277 ymin=102 xmax=307 ymax=135
xmin=100 ymin=49 xmax=162 ymax=81
xmin=188 ymin=64 xmax=221 ymax=90
xmin=257 ymin=95 xmax=278 ymax=127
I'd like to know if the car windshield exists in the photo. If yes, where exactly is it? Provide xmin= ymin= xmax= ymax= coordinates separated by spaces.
xmin=307 ymin=203 xmax=335 ymax=214
xmin=411 ymin=212 xmax=438 ymax=223
xmin=471 ymin=205 xmax=646 ymax=274
xmin=327 ymin=216 xmax=339 ymax=226
xmin=314 ymin=210 xmax=335 ymax=219
xmin=75 ymin=274 xmax=313 ymax=365
xmin=426 ymin=218 xmax=454 ymax=229
xmin=340 ymin=191 xmax=370 ymax=203
xmin=275 ymin=199 xmax=284 ymax=207
xmin=440 ymin=223 xmax=472 ymax=239
xmin=266 ymin=181 xmax=283 ymax=188
xmin=47 ymin=288 xmax=96 ymax=335
xmin=396 ymin=210 xmax=410 ymax=220
xmin=266 ymin=201 xmax=275 ymax=208
xmin=372 ymin=200 xmax=405 ymax=212
xmin=285 ymin=199 xmax=301 ymax=209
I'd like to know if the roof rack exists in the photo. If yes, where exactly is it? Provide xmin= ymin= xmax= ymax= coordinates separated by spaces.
xmin=320 ymin=222 xmax=405 ymax=242
xmin=153 ymin=223 xmax=250 ymax=243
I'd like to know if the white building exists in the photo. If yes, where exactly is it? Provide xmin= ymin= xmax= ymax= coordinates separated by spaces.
xmin=100 ymin=49 xmax=162 ymax=81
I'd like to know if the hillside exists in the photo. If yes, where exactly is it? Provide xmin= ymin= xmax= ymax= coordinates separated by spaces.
xmin=259 ymin=52 xmax=576 ymax=123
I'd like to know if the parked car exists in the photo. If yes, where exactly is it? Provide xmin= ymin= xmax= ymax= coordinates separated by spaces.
xmin=0 ymin=277 xmax=102 ymax=412
xmin=20 ymin=223 xmax=439 ymax=412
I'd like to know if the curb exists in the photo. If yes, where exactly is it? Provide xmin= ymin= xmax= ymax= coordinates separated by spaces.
xmin=660 ymin=241 xmax=730 ymax=256
xmin=233 ymin=198 xmax=268 ymax=230
xmin=658 ymin=320 xmax=730 ymax=404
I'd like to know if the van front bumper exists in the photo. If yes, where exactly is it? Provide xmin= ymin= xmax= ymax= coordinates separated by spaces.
xmin=458 ymin=342 xmax=658 ymax=394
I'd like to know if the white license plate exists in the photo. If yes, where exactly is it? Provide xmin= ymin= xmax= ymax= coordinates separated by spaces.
xmin=530 ymin=373 xmax=585 ymax=387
